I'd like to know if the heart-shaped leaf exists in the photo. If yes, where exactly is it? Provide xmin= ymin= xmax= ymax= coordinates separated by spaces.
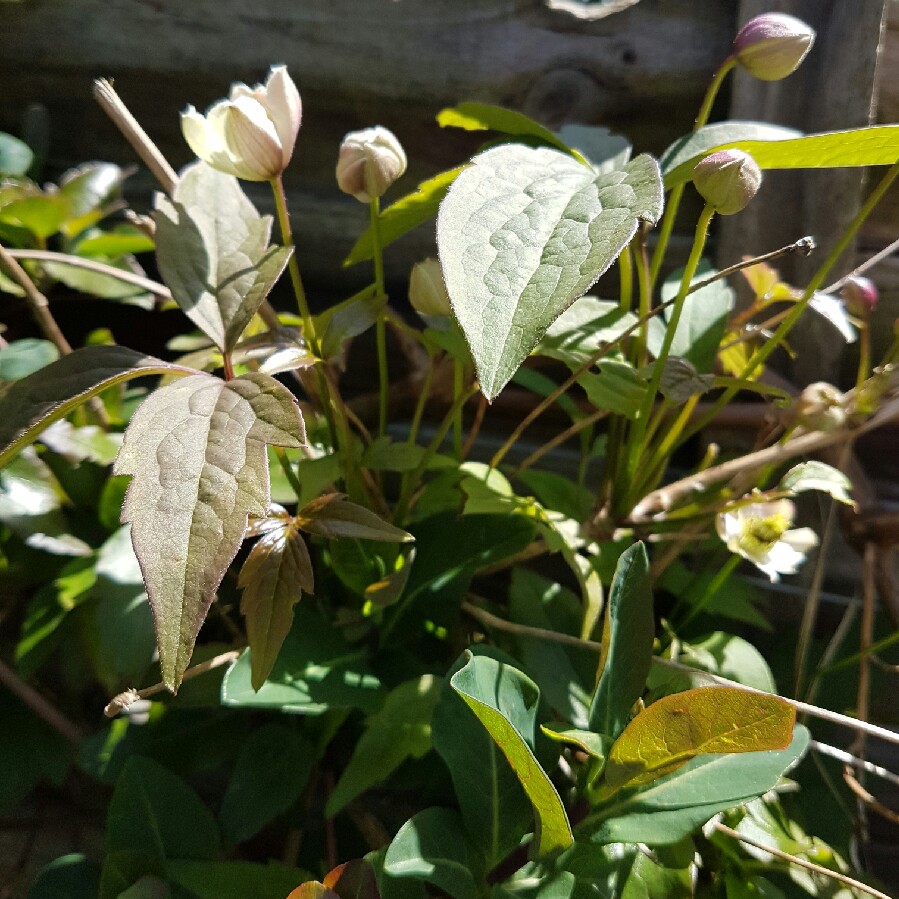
xmin=239 ymin=520 xmax=314 ymax=690
xmin=438 ymin=145 xmax=662 ymax=400
xmin=155 ymin=162 xmax=292 ymax=353
xmin=114 ymin=372 xmax=305 ymax=690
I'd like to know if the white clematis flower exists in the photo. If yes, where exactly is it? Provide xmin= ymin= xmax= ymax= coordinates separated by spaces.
xmin=716 ymin=498 xmax=818 ymax=582
xmin=181 ymin=65 xmax=301 ymax=181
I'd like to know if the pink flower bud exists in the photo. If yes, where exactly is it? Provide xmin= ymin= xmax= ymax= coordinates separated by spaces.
xmin=734 ymin=13 xmax=815 ymax=82
xmin=841 ymin=276 xmax=878 ymax=316
xmin=692 ymin=149 xmax=761 ymax=215
xmin=336 ymin=126 xmax=407 ymax=203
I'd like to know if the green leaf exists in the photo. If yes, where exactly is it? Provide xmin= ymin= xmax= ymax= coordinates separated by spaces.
xmin=650 ymin=357 xmax=715 ymax=404
xmin=327 ymin=675 xmax=440 ymax=816
xmin=0 ymin=345 xmax=194 ymax=468
xmin=432 ymin=648 xmax=534 ymax=866
xmin=539 ymin=296 xmax=636 ymax=367
xmin=540 ymin=724 xmax=610 ymax=761
xmin=579 ymin=726 xmax=809 ymax=846
xmin=0 ymin=338 xmax=59 ymax=380
xmin=576 ymin=358 xmax=647 ymax=419
xmin=450 ymin=651 xmax=573 ymax=856
xmin=154 ymin=162 xmax=292 ymax=353
xmin=779 ymin=461 xmax=853 ymax=506
xmin=166 ymin=860 xmax=310 ymax=899
xmin=0 ymin=192 xmax=69 ymax=239
xmin=98 ymin=852 xmax=167 ymax=899
xmin=114 ymin=371 xmax=305 ymax=690
xmin=588 ymin=543 xmax=654 ymax=739
xmin=681 ymin=632 xmax=777 ymax=694
xmin=344 ymin=168 xmax=463 ymax=267
xmin=58 ymin=163 xmax=124 ymax=227
xmin=438 ymin=145 xmax=662 ymax=400
xmin=222 ymin=601 xmax=383 ymax=714
xmin=318 ymin=289 xmax=386 ymax=361
xmin=0 ymin=131 xmax=34 ymax=176
xmin=648 ymin=261 xmax=734 ymax=373
xmin=39 ymin=419 xmax=122 ymax=465
xmin=76 ymin=226 xmax=155 ymax=257
xmin=239 ymin=521 xmax=314 ymax=691
xmin=106 ymin=756 xmax=221 ymax=862
xmin=28 ymin=854 xmax=101 ymax=899
xmin=556 ymin=124 xmax=631 ymax=172
xmin=663 ymin=123 xmax=899 ymax=188
xmin=298 ymin=493 xmax=413 ymax=542
xmin=219 ymin=723 xmax=314 ymax=844
xmin=437 ymin=102 xmax=571 ymax=153
xmin=362 ymin=436 xmax=426 ymax=472
xmin=383 ymin=807 xmax=484 ymax=899
xmin=601 ymin=687 xmax=795 ymax=793
xmin=42 ymin=255 xmax=152 ymax=305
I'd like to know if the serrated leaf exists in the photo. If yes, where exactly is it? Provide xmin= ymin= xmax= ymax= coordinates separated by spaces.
xmin=779 ymin=461 xmax=853 ymax=506
xmin=345 ymin=168 xmax=463 ymax=267
xmin=239 ymin=521 xmax=314 ymax=690
xmin=589 ymin=543 xmax=654 ymax=739
xmin=579 ymin=726 xmax=809 ymax=846
xmin=114 ymin=371 xmax=305 ymax=690
xmin=601 ymin=687 xmax=795 ymax=793
xmin=154 ymin=162 xmax=292 ymax=352
xmin=438 ymin=145 xmax=662 ymax=399
xmin=450 ymin=651 xmax=573 ymax=856
xmin=0 ymin=345 xmax=195 ymax=468
xmin=298 ymin=493 xmax=413 ymax=542
xmin=663 ymin=122 xmax=899 ymax=188
xmin=437 ymin=102 xmax=571 ymax=153
xmin=327 ymin=675 xmax=440 ymax=816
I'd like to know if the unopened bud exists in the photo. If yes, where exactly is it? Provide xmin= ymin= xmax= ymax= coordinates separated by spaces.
xmin=795 ymin=382 xmax=846 ymax=432
xmin=409 ymin=258 xmax=451 ymax=317
xmin=734 ymin=13 xmax=815 ymax=82
xmin=336 ymin=126 xmax=407 ymax=203
xmin=841 ymin=276 xmax=878 ymax=316
xmin=693 ymin=149 xmax=761 ymax=215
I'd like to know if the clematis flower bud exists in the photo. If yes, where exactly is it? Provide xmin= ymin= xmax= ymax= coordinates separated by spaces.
xmin=795 ymin=382 xmax=846 ymax=432
xmin=841 ymin=276 xmax=879 ymax=317
xmin=336 ymin=126 xmax=407 ymax=203
xmin=693 ymin=149 xmax=761 ymax=215
xmin=409 ymin=258 xmax=452 ymax=317
xmin=181 ymin=64 xmax=301 ymax=181
xmin=734 ymin=13 xmax=815 ymax=82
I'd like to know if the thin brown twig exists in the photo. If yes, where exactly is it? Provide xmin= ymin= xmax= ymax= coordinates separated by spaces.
xmin=843 ymin=764 xmax=899 ymax=825
xmin=0 ymin=658 xmax=83 ymax=745
xmin=713 ymin=821 xmax=891 ymax=899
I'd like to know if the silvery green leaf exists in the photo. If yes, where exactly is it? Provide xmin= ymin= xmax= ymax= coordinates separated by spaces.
xmin=155 ymin=162 xmax=292 ymax=353
xmin=779 ymin=461 xmax=853 ymax=506
xmin=438 ymin=145 xmax=662 ymax=400
xmin=114 ymin=372 xmax=305 ymax=690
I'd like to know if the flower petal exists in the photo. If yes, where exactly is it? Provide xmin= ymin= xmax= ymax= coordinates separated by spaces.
xmin=181 ymin=105 xmax=219 ymax=163
xmin=222 ymin=97 xmax=284 ymax=180
xmin=262 ymin=64 xmax=302 ymax=168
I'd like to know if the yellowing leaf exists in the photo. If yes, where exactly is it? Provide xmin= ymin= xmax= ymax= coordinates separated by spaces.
xmin=115 ymin=372 xmax=305 ymax=690
xmin=601 ymin=686 xmax=795 ymax=794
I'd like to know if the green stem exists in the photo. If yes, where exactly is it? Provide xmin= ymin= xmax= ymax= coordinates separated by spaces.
xmin=370 ymin=198 xmax=389 ymax=438
xmin=632 ymin=230 xmax=652 ymax=367
xmin=625 ymin=204 xmax=715 ymax=496
xmin=452 ymin=358 xmax=464 ymax=459
xmin=675 ymin=554 xmax=740 ymax=630
xmin=680 ymin=158 xmax=899 ymax=447
xmin=618 ymin=242 xmax=633 ymax=311
xmin=855 ymin=314 xmax=871 ymax=389
xmin=273 ymin=445 xmax=303 ymax=499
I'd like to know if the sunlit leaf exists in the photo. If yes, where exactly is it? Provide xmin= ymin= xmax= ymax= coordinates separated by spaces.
xmin=438 ymin=145 xmax=662 ymax=399
xmin=298 ymin=493 xmax=413 ymax=543
xmin=155 ymin=162 xmax=292 ymax=352
xmin=601 ymin=687 xmax=795 ymax=794
xmin=437 ymin=102 xmax=570 ymax=153
xmin=450 ymin=651 xmax=573 ymax=856
xmin=0 ymin=338 xmax=59 ymax=381
xmin=779 ymin=461 xmax=853 ymax=506
xmin=114 ymin=372 xmax=305 ymax=690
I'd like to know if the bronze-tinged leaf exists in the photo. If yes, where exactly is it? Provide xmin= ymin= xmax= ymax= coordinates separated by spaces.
xmin=239 ymin=521 xmax=313 ymax=691
xmin=0 ymin=345 xmax=195 ymax=467
xmin=298 ymin=493 xmax=413 ymax=543
xmin=114 ymin=371 xmax=305 ymax=691
xmin=286 ymin=883 xmax=340 ymax=899
xmin=601 ymin=686 xmax=795 ymax=794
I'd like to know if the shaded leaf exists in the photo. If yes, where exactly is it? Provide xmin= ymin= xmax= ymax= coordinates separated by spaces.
xmin=383 ymin=807 xmax=483 ymax=899
xmin=345 ymin=168 xmax=463 ymax=267
xmin=39 ymin=419 xmax=121 ymax=465
xmin=576 ymin=358 xmax=647 ymax=419
xmin=556 ymin=124 xmax=631 ymax=172
xmin=239 ymin=521 xmax=313 ymax=690
xmin=219 ymin=723 xmax=314 ymax=844
xmin=0 ymin=345 xmax=194 ymax=468
xmin=588 ymin=543 xmax=654 ymax=739
xmin=298 ymin=493 xmax=413 ymax=542
xmin=654 ymin=357 xmax=715 ymax=404
xmin=0 ymin=131 xmax=34 ymax=176
xmin=115 ymin=371 xmax=305 ymax=689
xmin=168 ymin=860 xmax=311 ymax=899
xmin=318 ymin=289 xmax=386 ymax=361
xmin=601 ymin=687 xmax=795 ymax=793
xmin=779 ymin=461 xmax=853 ymax=506
xmin=27 ymin=854 xmax=101 ymax=899
xmin=323 ymin=859 xmax=380 ymax=899
xmin=155 ymin=162 xmax=292 ymax=352
xmin=438 ymin=145 xmax=662 ymax=399
xmin=327 ymin=675 xmax=440 ymax=816
xmin=451 ymin=651 xmax=573 ymax=856
xmin=579 ymin=726 xmax=809 ymax=845
xmin=0 ymin=338 xmax=59 ymax=380
xmin=539 ymin=296 xmax=636 ymax=366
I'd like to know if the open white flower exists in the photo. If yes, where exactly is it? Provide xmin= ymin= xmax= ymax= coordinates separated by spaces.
xmin=181 ymin=65 xmax=301 ymax=181
xmin=716 ymin=498 xmax=817 ymax=582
